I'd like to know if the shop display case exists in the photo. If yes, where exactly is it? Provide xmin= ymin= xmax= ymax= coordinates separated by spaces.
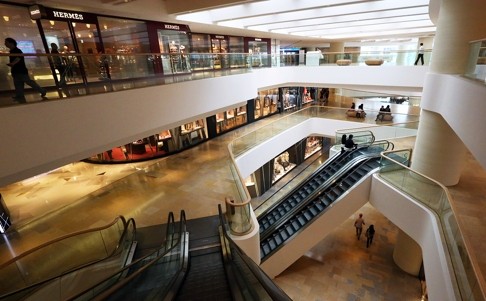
xmin=305 ymin=136 xmax=323 ymax=159
xmin=272 ymin=151 xmax=296 ymax=183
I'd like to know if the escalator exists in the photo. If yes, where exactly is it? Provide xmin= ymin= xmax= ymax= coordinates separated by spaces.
xmin=258 ymin=141 xmax=394 ymax=261
xmin=75 ymin=208 xmax=291 ymax=300
xmin=0 ymin=216 xmax=137 ymax=301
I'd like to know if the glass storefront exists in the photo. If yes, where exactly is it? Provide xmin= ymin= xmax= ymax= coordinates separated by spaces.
xmin=150 ymin=23 xmax=191 ymax=74
xmin=229 ymin=36 xmax=245 ymax=68
xmin=98 ymin=17 xmax=152 ymax=80
xmin=190 ymin=33 xmax=212 ymax=70
xmin=0 ymin=4 xmax=52 ymax=91
xmin=246 ymin=38 xmax=270 ymax=67
xmin=215 ymin=105 xmax=247 ymax=134
xmin=254 ymin=88 xmax=278 ymax=120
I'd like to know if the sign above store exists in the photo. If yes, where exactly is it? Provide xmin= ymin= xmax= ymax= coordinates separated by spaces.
xmin=29 ymin=5 xmax=47 ymax=20
xmin=29 ymin=5 xmax=97 ymax=23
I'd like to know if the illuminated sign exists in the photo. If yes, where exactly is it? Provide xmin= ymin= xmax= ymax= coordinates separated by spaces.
xmin=52 ymin=11 xmax=84 ymax=20
xmin=29 ymin=5 xmax=47 ymax=20
xmin=164 ymin=24 xmax=180 ymax=30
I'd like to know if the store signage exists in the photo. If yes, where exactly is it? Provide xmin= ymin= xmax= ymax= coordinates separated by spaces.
xmin=34 ymin=6 xmax=98 ymax=23
xmin=213 ymin=35 xmax=226 ymax=40
xmin=255 ymin=38 xmax=262 ymax=41
xmin=52 ymin=11 xmax=84 ymax=20
xmin=165 ymin=24 xmax=180 ymax=30
xmin=29 ymin=5 xmax=47 ymax=20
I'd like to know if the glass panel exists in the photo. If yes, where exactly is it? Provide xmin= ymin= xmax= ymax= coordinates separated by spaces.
xmin=99 ymin=17 xmax=152 ymax=79
xmin=73 ymin=22 xmax=102 ymax=82
xmin=0 ymin=4 xmax=48 ymax=91
xmin=157 ymin=29 xmax=190 ymax=74
xmin=41 ymin=20 xmax=80 ymax=86
xmin=229 ymin=36 xmax=245 ymax=68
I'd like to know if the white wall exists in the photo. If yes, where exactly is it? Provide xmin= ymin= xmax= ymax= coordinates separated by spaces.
xmin=0 ymin=65 xmax=427 ymax=187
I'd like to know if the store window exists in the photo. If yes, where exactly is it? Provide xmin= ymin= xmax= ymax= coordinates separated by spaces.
xmin=0 ymin=4 xmax=51 ymax=91
xmin=248 ymin=39 xmax=270 ymax=67
xmin=190 ymin=33 xmax=211 ymax=70
xmin=99 ymin=17 xmax=152 ymax=79
xmin=87 ymin=118 xmax=207 ymax=163
xmin=215 ymin=105 xmax=247 ymax=134
xmin=254 ymin=88 xmax=278 ymax=120
xmin=282 ymin=87 xmax=298 ymax=111
xmin=157 ymin=28 xmax=190 ymax=74
xmin=229 ymin=36 xmax=245 ymax=68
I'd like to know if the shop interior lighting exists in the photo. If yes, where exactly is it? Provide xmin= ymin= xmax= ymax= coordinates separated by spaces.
xmin=86 ymin=24 xmax=91 ymax=28
xmin=49 ymin=20 xmax=55 ymax=26
xmin=3 ymin=16 xmax=9 ymax=22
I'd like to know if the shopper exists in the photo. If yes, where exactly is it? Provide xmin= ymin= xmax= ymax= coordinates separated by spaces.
xmin=354 ymin=213 xmax=365 ymax=240
xmin=50 ymin=43 xmax=66 ymax=86
xmin=5 ymin=37 xmax=47 ymax=102
xmin=344 ymin=134 xmax=357 ymax=151
xmin=365 ymin=224 xmax=375 ymax=248
xmin=414 ymin=43 xmax=424 ymax=65
xmin=375 ymin=105 xmax=386 ymax=121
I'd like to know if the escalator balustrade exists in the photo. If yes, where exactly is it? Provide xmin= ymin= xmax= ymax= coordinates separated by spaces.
xmin=259 ymin=152 xmax=382 ymax=260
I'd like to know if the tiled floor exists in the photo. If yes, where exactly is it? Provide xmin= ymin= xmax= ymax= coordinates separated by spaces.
xmin=0 ymin=97 xmax=485 ymax=300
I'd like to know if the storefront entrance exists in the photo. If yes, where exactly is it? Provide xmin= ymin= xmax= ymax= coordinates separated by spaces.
xmin=32 ymin=5 xmax=103 ymax=86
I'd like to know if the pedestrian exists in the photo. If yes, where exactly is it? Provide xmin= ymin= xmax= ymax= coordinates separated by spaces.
xmin=5 ymin=37 xmax=47 ymax=102
xmin=414 ymin=43 xmax=424 ymax=65
xmin=365 ymin=224 xmax=375 ymax=248
xmin=354 ymin=213 xmax=365 ymax=240
xmin=50 ymin=43 xmax=66 ymax=86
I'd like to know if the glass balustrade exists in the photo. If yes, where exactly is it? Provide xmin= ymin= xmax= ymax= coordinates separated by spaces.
xmin=380 ymin=150 xmax=484 ymax=301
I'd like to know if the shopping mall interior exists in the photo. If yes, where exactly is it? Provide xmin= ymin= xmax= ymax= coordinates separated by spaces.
xmin=0 ymin=0 xmax=485 ymax=300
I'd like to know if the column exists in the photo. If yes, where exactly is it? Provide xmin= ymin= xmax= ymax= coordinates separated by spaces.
xmin=411 ymin=0 xmax=486 ymax=185
xmin=328 ymin=42 xmax=344 ymax=64
xmin=393 ymin=229 xmax=422 ymax=275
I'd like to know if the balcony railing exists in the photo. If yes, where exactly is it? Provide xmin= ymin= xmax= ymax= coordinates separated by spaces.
xmin=0 ymin=49 xmax=430 ymax=107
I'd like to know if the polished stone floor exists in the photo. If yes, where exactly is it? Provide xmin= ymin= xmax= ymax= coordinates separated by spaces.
xmin=0 ymin=97 xmax=485 ymax=300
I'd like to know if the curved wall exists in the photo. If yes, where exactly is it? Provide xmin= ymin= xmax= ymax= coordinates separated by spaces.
xmin=0 ymin=66 xmax=427 ymax=187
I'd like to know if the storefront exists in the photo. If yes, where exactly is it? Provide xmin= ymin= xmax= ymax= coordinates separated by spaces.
xmin=245 ymin=37 xmax=271 ymax=67
xmin=244 ymin=136 xmax=331 ymax=197
xmin=147 ymin=22 xmax=191 ymax=75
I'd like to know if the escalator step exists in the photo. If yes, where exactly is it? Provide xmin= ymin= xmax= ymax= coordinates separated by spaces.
xmin=308 ymin=205 xmax=318 ymax=216
xmin=303 ymin=210 xmax=313 ymax=220
xmin=285 ymin=224 xmax=295 ymax=236
xmin=279 ymin=229 xmax=289 ymax=241
xmin=268 ymin=238 xmax=277 ymax=250
xmin=297 ymin=215 xmax=306 ymax=226
xmin=273 ymin=233 xmax=283 ymax=246
xmin=262 ymin=244 xmax=270 ymax=256
xmin=315 ymin=201 xmax=324 ymax=211
xmin=291 ymin=219 xmax=300 ymax=230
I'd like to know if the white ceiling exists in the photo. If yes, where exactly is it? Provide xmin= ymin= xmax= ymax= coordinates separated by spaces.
xmin=13 ymin=0 xmax=436 ymax=46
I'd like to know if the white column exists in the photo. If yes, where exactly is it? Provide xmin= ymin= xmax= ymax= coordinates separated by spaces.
xmin=411 ymin=0 xmax=486 ymax=185
xmin=393 ymin=229 xmax=422 ymax=276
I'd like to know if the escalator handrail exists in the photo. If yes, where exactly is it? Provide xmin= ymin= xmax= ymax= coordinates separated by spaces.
xmin=0 ymin=216 xmax=136 ymax=299
xmin=218 ymin=204 xmax=292 ymax=301
xmin=67 ymin=211 xmax=184 ymax=300
xmin=79 ymin=210 xmax=188 ymax=301
xmin=258 ymin=139 xmax=393 ymax=233
xmin=257 ymin=149 xmax=356 ymax=220
xmin=259 ymin=152 xmax=380 ymax=242
xmin=260 ymin=155 xmax=383 ymax=260
xmin=0 ymin=215 xmax=128 ymax=269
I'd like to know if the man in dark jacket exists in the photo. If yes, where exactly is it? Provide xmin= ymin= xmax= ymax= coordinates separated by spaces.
xmin=5 ymin=37 xmax=47 ymax=102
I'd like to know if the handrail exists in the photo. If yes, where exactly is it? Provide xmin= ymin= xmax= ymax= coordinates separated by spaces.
xmin=0 ymin=215 xmax=126 ymax=269
xmin=73 ymin=210 xmax=188 ymax=301
xmin=224 ymin=106 xmax=419 ymax=235
xmin=380 ymin=150 xmax=486 ymax=301
xmin=259 ymin=151 xmax=381 ymax=243
xmin=218 ymin=204 xmax=292 ymax=301
xmin=0 ymin=215 xmax=136 ymax=299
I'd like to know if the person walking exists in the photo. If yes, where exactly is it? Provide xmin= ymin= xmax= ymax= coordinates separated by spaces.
xmin=50 ymin=43 xmax=66 ymax=86
xmin=365 ymin=224 xmax=375 ymax=248
xmin=5 ymin=37 xmax=47 ymax=102
xmin=354 ymin=213 xmax=365 ymax=240
xmin=414 ymin=43 xmax=424 ymax=65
